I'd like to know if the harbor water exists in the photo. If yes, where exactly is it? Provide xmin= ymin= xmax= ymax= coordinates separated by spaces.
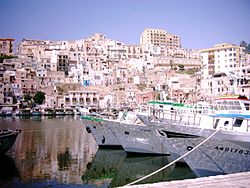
xmin=0 ymin=116 xmax=196 ymax=187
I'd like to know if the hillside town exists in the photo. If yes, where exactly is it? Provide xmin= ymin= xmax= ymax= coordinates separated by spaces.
xmin=0 ymin=28 xmax=250 ymax=114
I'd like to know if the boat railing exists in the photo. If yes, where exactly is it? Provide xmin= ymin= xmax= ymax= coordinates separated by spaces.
xmin=148 ymin=108 xmax=204 ymax=126
xmin=148 ymin=105 xmax=250 ymax=132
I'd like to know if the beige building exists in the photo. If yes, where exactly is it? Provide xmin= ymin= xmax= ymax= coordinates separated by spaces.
xmin=0 ymin=38 xmax=14 ymax=56
xmin=140 ymin=28 xmax=180 ymax=48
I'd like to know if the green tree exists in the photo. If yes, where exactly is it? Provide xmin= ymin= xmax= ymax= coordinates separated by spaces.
xmin=178 ymin=64 xmax=185 ymax=70
xmin=33 ymin=91 xmax=45 ymax=104
xmin=0 ymin=55 xmax=16 ymax=63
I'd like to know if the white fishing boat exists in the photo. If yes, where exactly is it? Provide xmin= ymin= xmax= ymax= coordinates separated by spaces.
xmin=64 ymin=108 xmax=75 ymax=115
xmin=81 ymin=110 xmax=145 ymax=147
xmin=110 ymin=120 xmax=169 ymax=155
xmin=1 ymin=107 xmax=13 ymax=117
xmin=54 ymin=108 xmax=65 ymax=116
xmin=81 ymin=115 xmax=121 ymax=147
xmin=138 ymin=95 xmax=250 ymax=176
xmin=42 ymin=108 xmax=55 ymax=116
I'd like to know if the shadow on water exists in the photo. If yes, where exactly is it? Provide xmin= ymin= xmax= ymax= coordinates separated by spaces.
xmin=0 ymin=154 xmax=20 ymax=186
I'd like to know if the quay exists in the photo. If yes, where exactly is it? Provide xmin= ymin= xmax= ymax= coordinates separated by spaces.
xmin=122 ymin=171 xmax=250 ymax=188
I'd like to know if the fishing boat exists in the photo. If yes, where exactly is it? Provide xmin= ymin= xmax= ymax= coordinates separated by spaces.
xmin=108 ymin=101 xmax=211 ymax=155
xmin=64 ymin=108 xmax=75 ymax=115
xmin=152 ymin=115 xmax=250 ymax=177
xmin=0 ymin=129 xmax=22 ymax=153
xmin=54 ymin=108 xmax=65 ymax=116
xmin=16 ymin=108 xmax=31 ymax=116
xmin=81 ymin=111 xmax=140 ymax=147
xmin=42 ymin=108 xmax=55 ymax=116
xmin=1 ymin=107 xmax=13 ymax=117
xmin=138 ymin=95 xmax=250 ymax=176
xmin=31 ymin=108 xmax=42 ymax=116
xmin=81 ymin=115 xmax=121 ymax=147
xmin=110 ymin=120 xmax=170 ymax=155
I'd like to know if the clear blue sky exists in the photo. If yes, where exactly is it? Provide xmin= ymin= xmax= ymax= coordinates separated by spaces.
xmin=0 ymin=0 xmax=249 ymax=49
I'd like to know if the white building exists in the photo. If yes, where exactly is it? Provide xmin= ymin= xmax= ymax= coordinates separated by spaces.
xmin=200 ymin=43 xmax=244 ymax=78
xmin=64 ymin=90 xmax=99 ymax=108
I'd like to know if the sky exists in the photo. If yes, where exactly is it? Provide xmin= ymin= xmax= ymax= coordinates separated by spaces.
xmin=0 ymin=0 xmax=249 ymax=50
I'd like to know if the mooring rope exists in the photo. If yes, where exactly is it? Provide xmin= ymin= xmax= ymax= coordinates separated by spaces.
xmin=123 ymin=128 xmax=221 ymax=187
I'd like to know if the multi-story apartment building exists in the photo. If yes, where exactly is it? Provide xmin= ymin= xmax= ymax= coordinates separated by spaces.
xmin=140 ymin=28 xmax=180 ymax=48
xmin=126 ymin=45 xmax=143 ymax=59
xmin=0 ymin=71 xmax=16 ymax=104
xmin=200 ymin=43 xmax=244 ymax=78
xmin=107 ymin=41 xmax=127 ymax=60
xmin=57 ymin=54 xmax=69 ymax=75
xmin=0 ymin=38 xmax=14 ymax=56
xmin=64 ymin=90 xmax=99 ymax=108
xmin=17 ymin=39 xmax=50 ymax=59
xmin=15 ymin=68 xmax=37 ymax=95
xmin=18 ymin=39 xmax=68 ymax=55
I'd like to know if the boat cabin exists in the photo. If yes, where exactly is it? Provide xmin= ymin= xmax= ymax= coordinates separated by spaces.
xmin=214 ymin=95 xmax=250 ymax=113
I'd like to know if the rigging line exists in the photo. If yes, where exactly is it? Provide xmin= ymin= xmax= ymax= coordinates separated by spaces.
xmin=123 ymin=128 xmax=221 ymax=187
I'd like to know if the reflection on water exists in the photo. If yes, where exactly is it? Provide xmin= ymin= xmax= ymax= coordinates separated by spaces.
xmin=0 ymin=116 xmax=98 ymax=187
xmin=0 ymin=117 xmax=196 ymax=187
xmin=82 ymin=148 xmax=127 ymax=186
xmin=110 ymin=155 xmax=174 ymax=187
xmin=83 ymin=149 xmax=196 ymax=187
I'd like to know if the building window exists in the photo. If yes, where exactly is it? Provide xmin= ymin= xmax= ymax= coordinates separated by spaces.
xmin=86 ymin=98 xmax=90 ymax=103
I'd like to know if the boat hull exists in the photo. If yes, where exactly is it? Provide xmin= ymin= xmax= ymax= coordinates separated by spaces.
xmin=0 ymin=129 xmax=21 ymax=153
xmin=82 ymin=117 xmax=120 ymax=147
xmin=110 ymin=121 xmax=169 ymax=155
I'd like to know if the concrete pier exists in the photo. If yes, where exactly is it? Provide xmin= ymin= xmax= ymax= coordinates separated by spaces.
xmin=121 ymin=171 xmax=250 ymax=188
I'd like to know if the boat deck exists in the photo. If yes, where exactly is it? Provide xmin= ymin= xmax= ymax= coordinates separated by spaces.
xmin=123 ymin=171 xmax=250 ymax=188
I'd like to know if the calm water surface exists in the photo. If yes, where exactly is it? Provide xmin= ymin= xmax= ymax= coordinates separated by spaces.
xmin=0 ymin=116 xmax=196 ymax=187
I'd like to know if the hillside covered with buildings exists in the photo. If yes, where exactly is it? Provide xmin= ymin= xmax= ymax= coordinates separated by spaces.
xmin=0 ymin=28 xmax=250 ymax=112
